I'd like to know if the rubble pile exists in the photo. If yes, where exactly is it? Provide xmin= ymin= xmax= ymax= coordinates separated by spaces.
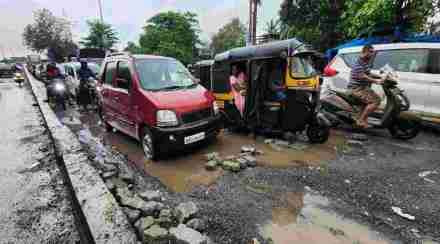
xmin=204 ymin=146 xmax=260 ymax=172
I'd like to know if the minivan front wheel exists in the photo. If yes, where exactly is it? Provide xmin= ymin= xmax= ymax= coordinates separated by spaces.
xmin=141 ymin=127 xmax=157 ymax=161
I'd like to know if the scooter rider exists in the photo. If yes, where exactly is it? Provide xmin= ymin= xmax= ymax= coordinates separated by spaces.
xmin=347 ymin=45 xmax=386 ymax=128
xmin=77 ymin=58 xmax=96 ymax=110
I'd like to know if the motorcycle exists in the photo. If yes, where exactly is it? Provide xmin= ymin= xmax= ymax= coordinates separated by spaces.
xmin=13 ymin=72 xmax=24 ymax=87
xmin=48 ymin=78 xmax=68 ymax=110
xmin=320 ymin=66 xmax=420 ymax=140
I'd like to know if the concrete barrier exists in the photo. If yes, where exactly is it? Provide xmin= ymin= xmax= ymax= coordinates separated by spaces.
xmin=25 ymin=69 xmax=138 ymax=244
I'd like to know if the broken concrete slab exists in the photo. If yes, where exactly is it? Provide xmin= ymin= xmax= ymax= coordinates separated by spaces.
xmin=143 ymin=224 xmax=171 ymax=244
xmin=176 ymin=202 xmax=199 ymax=223
xmin=169 ymin=224 xmax=208 ymax=244
xmin=123 ymin=207 xmax=141 ymax=224
xmin=135 ymin=216 xmax=155 ymax=235
xmin=139 ymin=190 xmax=162 ymax=202
xmin=186 ymin=218 xmax=207 ymax=232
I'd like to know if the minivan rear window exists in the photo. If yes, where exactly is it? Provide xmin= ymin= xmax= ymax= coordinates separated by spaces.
xmin=340 ymin=53 xmax=360 ymax=68
xmin=135 ymin=59 xmax=195 ymax=91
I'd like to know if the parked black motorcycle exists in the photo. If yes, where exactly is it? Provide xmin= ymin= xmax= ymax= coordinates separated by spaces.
xmin=320 ymin=67 xmax=420 ymax=140
xmin=48 ymin=78 xmax=68 ymax=110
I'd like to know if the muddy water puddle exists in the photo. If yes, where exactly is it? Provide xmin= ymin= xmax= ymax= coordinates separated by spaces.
xmin=75 ymin=112 xmax=345 ymax=192
xmin=261 ymin=192 xmax=392 ymax=244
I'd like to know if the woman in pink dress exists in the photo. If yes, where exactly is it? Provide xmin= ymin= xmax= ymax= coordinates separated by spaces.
xmin=230 ymin=65 xmax=247 ymax=116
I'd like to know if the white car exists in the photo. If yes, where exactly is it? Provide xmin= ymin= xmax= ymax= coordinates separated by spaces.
xmin=323 ymin=43 xmax=440 ymax=122
xmin=63 ymin=62 xmax=100 ymax=98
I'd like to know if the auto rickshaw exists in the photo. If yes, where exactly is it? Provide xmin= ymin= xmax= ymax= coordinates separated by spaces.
xmin=211 ymin=38 xmax=330 ymax=143
xmin=191 ymin=60 xmax=214 ymax=90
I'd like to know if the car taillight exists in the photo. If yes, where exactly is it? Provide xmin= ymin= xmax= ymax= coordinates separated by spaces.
xmin=323 ymin=58 xmax=338 ymax=77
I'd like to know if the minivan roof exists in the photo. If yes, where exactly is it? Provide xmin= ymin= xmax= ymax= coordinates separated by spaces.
xmin=338 ymin=42 xmax=440 ymax=54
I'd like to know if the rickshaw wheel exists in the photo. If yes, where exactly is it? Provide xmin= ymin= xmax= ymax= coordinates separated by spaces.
xmin=307 ymin=125 xmax=330 ymax=144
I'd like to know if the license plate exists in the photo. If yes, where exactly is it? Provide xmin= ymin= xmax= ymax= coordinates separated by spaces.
xmin=184 ymin=132 xmax=205 ymax=145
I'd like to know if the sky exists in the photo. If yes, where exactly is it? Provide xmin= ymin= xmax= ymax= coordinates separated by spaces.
xmin=0 ymin=0 xmax=283 ymax=58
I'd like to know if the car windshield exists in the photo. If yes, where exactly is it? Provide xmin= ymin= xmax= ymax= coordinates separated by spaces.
xmin=290 ymin=56 xmax=316 ymax=78
xmin=136 ymin=59 xmax=195 ymax=91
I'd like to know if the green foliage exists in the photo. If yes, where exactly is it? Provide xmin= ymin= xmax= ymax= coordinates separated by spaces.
xmin=279 ymin=0 xmax=346 ymax=51
xmin=80 ymin=20 xmax=119 ymax=50
xmin=138 ymin=11 xmax=201 ymax=64
xmin=265 ymin=19 xmax=280 ymax=35
xmin=22 ymin=8 xmax=77 ymax=61
xmin=124 ymin=41 xmax=142 ymax=54
xmin=210 ymin=18 xmax=246 ymax=55
xmin=278 ymin=0 xmax=440 ymax=51
xmin=343 ymin=0 xmax=440 ymax=38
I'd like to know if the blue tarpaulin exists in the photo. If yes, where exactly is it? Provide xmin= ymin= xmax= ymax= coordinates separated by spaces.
xmin=326 ymin=32 xmax=440 ymax=61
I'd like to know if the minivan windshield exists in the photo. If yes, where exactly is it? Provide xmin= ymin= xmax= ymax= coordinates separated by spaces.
xmin=290 ymin=56 xmax=316 ymax=79
xmin=136 ymin=59 xmax=195 ymax=91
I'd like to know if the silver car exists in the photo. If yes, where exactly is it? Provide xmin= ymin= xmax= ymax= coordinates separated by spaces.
xmin=322 ymin=43 xmax=440 ymax=123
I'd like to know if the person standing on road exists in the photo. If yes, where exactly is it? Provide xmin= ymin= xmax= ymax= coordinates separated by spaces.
xmin=230 ymin=64 xmax=247 ymax=116
xmin=77 ymin=59 xmax=96 ymax=111
xmin=347 ymin=45 xmax=385 ymax=128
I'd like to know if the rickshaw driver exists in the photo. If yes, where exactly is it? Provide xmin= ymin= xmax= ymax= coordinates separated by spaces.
xmin=267 ymin=62 xmax=287 ymax=102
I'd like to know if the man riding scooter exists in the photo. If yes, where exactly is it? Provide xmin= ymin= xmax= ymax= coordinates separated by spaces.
xmin=347 ymin=45 xmax=385 ymax=128
xmin=77 ymin=59 xmax=96 ymax=111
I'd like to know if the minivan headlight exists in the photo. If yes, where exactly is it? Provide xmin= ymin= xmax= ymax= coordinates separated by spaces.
xmin=156 ymin=110 xmax=179 ymax=127
xmin=213 ymin=101 xmax=219 ymax=115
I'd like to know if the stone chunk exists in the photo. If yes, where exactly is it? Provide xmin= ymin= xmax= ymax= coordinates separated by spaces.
xmin=143 ymin=224 xmax=171 ymax=244
xmin=139 ymin=190 xmax=162 ymax=202
xmin=186 ymin=218 xmax=207 ymax=232
xmin=169 ymin=224 xmax=208 ymax=244
xmin=205 ymin=152 xmax=220 ymax=161
xmin=205 ymin=160 xmax=218 ymax=171
xmin=135 ymin=216 xmax=155 ymax=235
xmin=101 ymin=170 xmax=117 ymax=180
xmin=123 ymin=207 xmax=141 ymax=224
xmin=157 ymin=209 xmax=177 ymax=229
xmin=176 ymin=202 xmax=199 ymax=223
xmin=242 ymin=155 xmax=257 ymax=167
xmin=222 ymin=160 xmax=240 ymax=172
xmin=236 ymin=158 xmax=248 ymax=169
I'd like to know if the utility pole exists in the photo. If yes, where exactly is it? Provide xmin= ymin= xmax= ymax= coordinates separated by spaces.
xmin=248 ymin=0 xmax=259 ymax=46
xmin=98 ymin=0 xmax=104 ymax=23
xmin=0 ymin=45 xmax=6 ymax=60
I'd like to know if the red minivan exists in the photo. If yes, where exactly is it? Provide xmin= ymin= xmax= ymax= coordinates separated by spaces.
xmin=98 ymin=53 xmax=221 ymax=160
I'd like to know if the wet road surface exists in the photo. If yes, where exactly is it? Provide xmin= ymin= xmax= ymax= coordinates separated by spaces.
xmin=0 ymin=79 xmax=79 ymax=243
xmin=63 ymin=108 xmax=345 ymax=192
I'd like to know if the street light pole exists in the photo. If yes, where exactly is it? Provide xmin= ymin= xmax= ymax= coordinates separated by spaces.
xmin=97 ymin=0 xmax=104 ymax=23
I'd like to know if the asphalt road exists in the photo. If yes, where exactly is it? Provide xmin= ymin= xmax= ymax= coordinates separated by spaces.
xmin=0 ymin=78 xmax=79 ymax=243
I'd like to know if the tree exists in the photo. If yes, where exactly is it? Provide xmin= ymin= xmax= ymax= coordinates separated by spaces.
xmin=343 ymin=0 xmax=440 ymax=38
xmin=138 ymin=11 xmax=201 ymax=65
xmin=23 ymin=8 xmax=77 ymax=62
xmin=265 ymin=18 xmax=280 ymax=35
xmin=80 ymin=20 xmax=119 ymax=50
xmin=279 ymin=0 xmax=346 ymax=51
xmin=124 ymin=41 xmax=142 ymax=54
xmin=278 ymin=0 xmax=440 ymax=52
xmin=210 ymin=18 xmax=246 ymax=55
